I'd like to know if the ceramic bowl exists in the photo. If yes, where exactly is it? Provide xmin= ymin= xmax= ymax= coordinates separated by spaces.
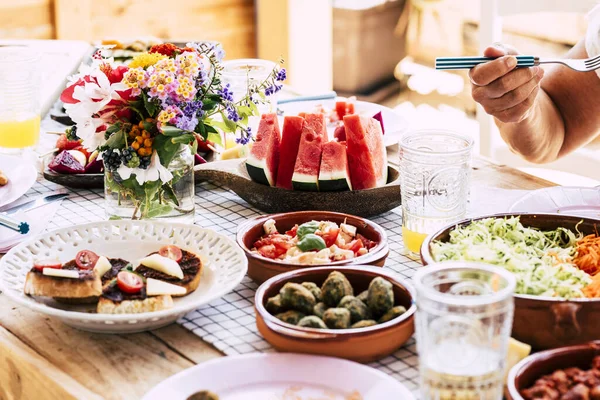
xmin=254 ymin=265 xmax=416 ymax=363
xmin=507 ymin=341 xmax=600 ymax=400
xmin=421 ymin=212 xmax=600 ymax=350
xmin=237 ymin=211 xmax=389 ymax=284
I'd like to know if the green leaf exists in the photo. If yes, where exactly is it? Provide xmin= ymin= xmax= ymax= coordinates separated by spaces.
xmin=109 ymin=215 xmax=122 ymax=220
xmin=297 ymin=234 xmax=326 ymax=252
xmin=195 ymin=122 xmax=207 ymax=139
xmin=297 ymin=221 xmax=320 ymax=240
xmin=202 ymin=100 xmax=216 ymax=111
xmin=143 ymin=121 xmax=157 ymax=134
xmin=171 ymin=134 xmax=195 ymax=145
xmin=248 ymin=100 xmax=259 ymax=116
xmin=104 ymin=130 xmax=126 ymax=149
xmin=154 ymin=135 xmax=180 ymax=166
xmin=162 ymin=184 xmax=180 ymax=207
xmin=106 ymin=123 xmax=122 ymax=135
xmin=204 ymin=124 xmax=218 ymax=134
xmin=161 ymin=125 xmax=185 ymax=137
xmin=143 ymin=203 xmax=173 ymax=219
xmin=142 ymin=91 xmax=158 ymax=117
xmin=191 ymin=138 xmax=198 ymax=155
xmin=207 ymin=132 xmax=223 ymax=147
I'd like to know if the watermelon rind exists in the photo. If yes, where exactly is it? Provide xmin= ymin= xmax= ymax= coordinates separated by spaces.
xmin=318 ymin=169 xmax=352 ymax=192
xmin=246 ymin=155 xmax=275 ymax=186
xmin=291 ymin=172 xmax=319 ymax=191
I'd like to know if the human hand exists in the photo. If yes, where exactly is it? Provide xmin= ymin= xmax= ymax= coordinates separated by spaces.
xmin=470 ymin=44 xmax=544 ymax=123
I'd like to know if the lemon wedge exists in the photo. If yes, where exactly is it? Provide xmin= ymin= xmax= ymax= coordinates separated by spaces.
xmin=504 ymin=337 xmax=532 ymax=384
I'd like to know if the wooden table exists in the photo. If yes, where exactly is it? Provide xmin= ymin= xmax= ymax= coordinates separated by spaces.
xmin=0 ymin=157 xmax=553 ymax=400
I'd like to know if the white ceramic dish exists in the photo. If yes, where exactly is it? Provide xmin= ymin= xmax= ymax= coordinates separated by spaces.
xmin=0 ymin=155 xmax=38 ymax=208
xmin=510 ymin=186 xmax=600 ymax=219
xmin=277 ymin=99 xmax=408 ymax=148
xmin=143 ymin=353 xmax=415 ymax=400
xmin=0 ymin=220 xmax=247 ymax=333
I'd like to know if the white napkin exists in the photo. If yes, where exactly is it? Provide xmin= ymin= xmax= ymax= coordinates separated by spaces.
xmin=467 ymin=186 xmax=529 ymax=217
xmin=0 ymin=200 xmax=63 ymax=252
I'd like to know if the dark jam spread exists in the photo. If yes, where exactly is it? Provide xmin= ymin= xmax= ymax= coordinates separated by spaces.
xmin=135 ymin=250 xmax=200 ymax=284
xmin=102 ymin=284 xmax=147 ymax=302
xmin=101 ymin=258 xmax=131 ymax=284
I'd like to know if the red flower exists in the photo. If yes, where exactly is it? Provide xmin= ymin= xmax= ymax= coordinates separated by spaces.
xmin=60 ymin=76 xmax=94 ymax=104
xmin=108 ymin=65 xmax=129 ymax=84
xmin=149 ymin=43 xmax=180 ymax=57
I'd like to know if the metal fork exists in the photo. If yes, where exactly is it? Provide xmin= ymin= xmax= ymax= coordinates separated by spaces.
xmin=435 ymin=54 xmax=600 ymax=72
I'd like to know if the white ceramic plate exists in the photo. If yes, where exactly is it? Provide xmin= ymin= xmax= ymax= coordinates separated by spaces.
xmin=0 ymin=220 xmax=247 ymax=333
xmin=277 ymin=99 xmax=408 ymax=148
xmin=143 ymin=353 xmax=415 ymax=400
xmin=509 ymin=186 xmax=600 ymax=218
xmin=0 ymin=155 xmax=38 ymax=208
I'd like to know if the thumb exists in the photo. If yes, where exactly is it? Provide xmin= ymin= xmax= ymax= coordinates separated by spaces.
xmin=483 ymin=43 xmax=520 ymax=57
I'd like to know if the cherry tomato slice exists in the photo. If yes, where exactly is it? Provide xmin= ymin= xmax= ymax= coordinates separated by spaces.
xmin=159 ymin=245 xmax=183 ymax=262
xmin=75 ymin=250 xmax=99 ymax=270
xmin=116 ymin=271 xmax=144 ymax=294
xmin=257 ymin=244 xmax=287 ymax=259
xmin=285 ymin=225 xmax=298 ymax=238
xmin=33 ymin=260 xmax=62 ymax=272
xmin=345 ymin=239 xmax=364 ymax=255
xmin=318 ymin=228 xmax=340 ymax=248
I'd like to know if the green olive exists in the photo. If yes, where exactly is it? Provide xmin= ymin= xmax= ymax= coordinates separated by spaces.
xmin=296 ymin=221 xmax=320 ymax=240
xmin=297 ymin=234 xmax=326 ymax=252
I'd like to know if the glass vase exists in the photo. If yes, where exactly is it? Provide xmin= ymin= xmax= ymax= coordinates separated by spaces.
xmin=104 ymin=145 xmax=195 ymax=222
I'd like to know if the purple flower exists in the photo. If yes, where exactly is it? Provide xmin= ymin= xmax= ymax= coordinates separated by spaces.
xmin=182 ymin=100 xmax=203 ymax=117
xmin=265 ymin=86 xmax=275 ymax=96
xmin=226 ymin=104 xmax=241 ymax=122
xmin=236 ymin=126 xmax=252 ymax=145
xmin=218 ymin=84 xmax=234 ymax=102
xmin=175 ymin=115 xmax=198 ymax=132
xmin=212 ymin=44 xmax=225 ymax=62
xmin=276 ymin=68 xmax=287 ymax=81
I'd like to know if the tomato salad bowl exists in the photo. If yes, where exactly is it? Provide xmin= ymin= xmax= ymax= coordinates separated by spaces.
xmin=236 ymin=211 xmax=389 ymax=283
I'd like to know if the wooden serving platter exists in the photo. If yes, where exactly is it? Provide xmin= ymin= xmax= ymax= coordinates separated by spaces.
xmin=194 ymin=159 xmax=401 ymax=217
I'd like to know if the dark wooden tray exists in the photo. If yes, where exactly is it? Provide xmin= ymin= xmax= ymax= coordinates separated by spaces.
xmin=194 ymin=159 xmax=401 ymax=217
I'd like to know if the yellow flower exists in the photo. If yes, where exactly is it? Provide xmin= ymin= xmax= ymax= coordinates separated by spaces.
xmin=129 ymin=52 xmax=167 ymax=69
xmin=122 ymin=68 xmax=146 ymax=89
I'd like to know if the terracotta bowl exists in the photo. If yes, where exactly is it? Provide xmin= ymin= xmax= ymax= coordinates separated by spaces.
xmin=507 ymin=341 xmax=600 ymax=400
xmin=237 ymin=211 xmax=389 ymax=284
xmin=254 ymin=265 xmax=415 ymax=363
xmin=420 ymin=213 xmax=600 ymax=350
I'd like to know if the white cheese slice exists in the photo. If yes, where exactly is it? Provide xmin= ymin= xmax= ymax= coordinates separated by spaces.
xmin=93 ymin=256 xmax=112 ymax=278
xmin=340 ymin=223 xmax=357 ymax=237
xmin=146 ymin=278 xmax=186 ymax=296
xmin=136 ymin=254 xmax=183 ymax=279
xmin=43 ymin=268 xmax=79 ymax=279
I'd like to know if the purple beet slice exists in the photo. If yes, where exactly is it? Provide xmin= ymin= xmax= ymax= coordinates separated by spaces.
xmin=194 ymin=154 xmax=207 ymax=165
xmin=48 ymin=151 xmax=85 ymax=174
xmin=372 ymin=111 xmax=385 ymax=135
xmin=84 ymin=158 xmax=104 ymax=174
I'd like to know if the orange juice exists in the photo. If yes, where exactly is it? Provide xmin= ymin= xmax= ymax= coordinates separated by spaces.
xmin=402 ymin=226 xmax=429 ymax=254
xmin=0 ymin=114 xmax=40 ymax=148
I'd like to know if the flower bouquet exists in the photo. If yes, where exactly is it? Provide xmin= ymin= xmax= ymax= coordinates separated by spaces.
xmin=60 ymin=42 xmax=285 ymax=220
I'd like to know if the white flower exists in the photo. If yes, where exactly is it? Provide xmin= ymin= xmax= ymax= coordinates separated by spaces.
xmin=116 ymin=150 xmax=173 ymax=186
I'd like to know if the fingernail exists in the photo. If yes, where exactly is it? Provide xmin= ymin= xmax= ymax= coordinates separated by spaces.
xmin=506 ymin=56 xmax=517 ymax=68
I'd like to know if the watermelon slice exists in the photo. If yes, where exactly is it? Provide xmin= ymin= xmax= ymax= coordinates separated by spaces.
xmin=333 ymin=124 xmax=346 ymax=142
xmin=344 ymin=114 xmax=388 ymax=190
xmin=246 ymin=113 xmax=281 ymax=186
xmin=318 ymin=141 xmax=352 ymax=191
xmin=291 ymin=113 xmax=328 ymax=191
xmin=275 ymin=116 xmax=304 ymax=190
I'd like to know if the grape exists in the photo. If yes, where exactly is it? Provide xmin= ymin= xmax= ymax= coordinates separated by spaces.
xmin=103 ymin=148 xmax=122 ymax=171
xmin=139 ymin=156 xmax=151 ymax=169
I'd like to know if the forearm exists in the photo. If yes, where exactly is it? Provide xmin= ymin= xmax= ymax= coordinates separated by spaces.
xmin=496 ymin=89 xmax=565 ymax=164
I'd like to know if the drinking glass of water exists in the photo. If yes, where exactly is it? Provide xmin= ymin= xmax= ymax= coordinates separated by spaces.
xmin=413 ymin=262 xmax=516 ymax=400
xmin=0 ymin=46 xmax=41 ymax=154
xmin=399 ymin=130 xmax=473 ymax=254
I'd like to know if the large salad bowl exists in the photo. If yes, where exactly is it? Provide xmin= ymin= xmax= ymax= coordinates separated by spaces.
xmin=421 ymin=213 xmax=600 ymax=350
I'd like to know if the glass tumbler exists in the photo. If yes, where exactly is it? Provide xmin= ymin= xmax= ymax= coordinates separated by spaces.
xmin=414 ymin=262 xmax=516 ymax=400
xmin=399 ymin=130 xmax=473 ymax=254
xmin=221 ymin=58 xmax=277 ymax=110
xmin=0 ymin=47 xmax=41 ymax=154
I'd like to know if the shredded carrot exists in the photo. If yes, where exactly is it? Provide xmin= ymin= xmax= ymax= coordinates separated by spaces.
xmin=584 ymin=273 xmax=600 ymax=298
xmin=574 ymin=233 xmax=600 ymax=276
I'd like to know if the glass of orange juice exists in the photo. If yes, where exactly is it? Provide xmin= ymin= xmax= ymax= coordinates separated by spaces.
xmin=0 ymin=47 xmax=41 ymax=154
xmin=399 ymin=130 xmax=473 ymax=254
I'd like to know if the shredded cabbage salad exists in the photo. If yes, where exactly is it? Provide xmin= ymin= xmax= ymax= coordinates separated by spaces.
xmin=430 ymin=217 xmax=592 ymax=298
